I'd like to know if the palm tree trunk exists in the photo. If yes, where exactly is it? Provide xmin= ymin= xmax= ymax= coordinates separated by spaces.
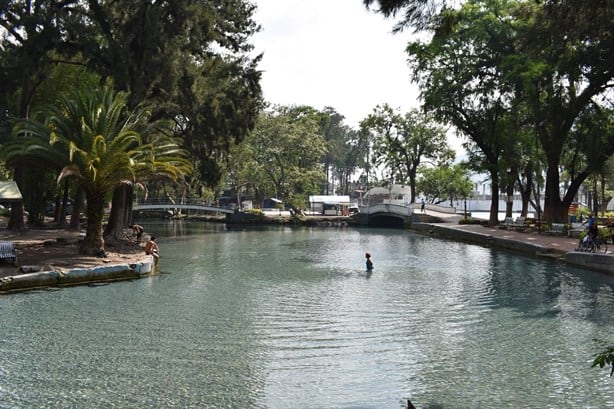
xmin=56 ymin=179 xmax=70 ymax=228
xmin=8 ymin=165 xmax=26 ymax=231
xmin=80 ymin=192 xmax=105 ymax=255
xmin=69 ymin=187 xmax=84 ymax=231
xmin=104 ymin=185 xmax=134 ymax=244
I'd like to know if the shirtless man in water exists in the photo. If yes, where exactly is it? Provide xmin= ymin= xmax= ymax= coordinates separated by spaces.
xmin=144 ymin=236 xmax=160 ymax=265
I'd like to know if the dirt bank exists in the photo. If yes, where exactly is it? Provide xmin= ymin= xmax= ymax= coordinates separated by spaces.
xmin=0 ymin=227 xmax=145 ymax=279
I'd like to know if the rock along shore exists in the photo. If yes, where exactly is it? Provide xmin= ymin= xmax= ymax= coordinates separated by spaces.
xmin=0 ymin=256 xmax=156 ymax=294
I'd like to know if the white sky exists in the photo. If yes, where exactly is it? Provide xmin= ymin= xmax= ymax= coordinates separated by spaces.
xmin=251 ymin=0 xmax=421 ymax=129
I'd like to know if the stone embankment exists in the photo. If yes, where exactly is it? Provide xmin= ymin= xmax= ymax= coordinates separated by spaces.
xmin=0 ymin=256 xmax=156 ymax=294
xmin=411 ymin=221 xmax=614 ymax=275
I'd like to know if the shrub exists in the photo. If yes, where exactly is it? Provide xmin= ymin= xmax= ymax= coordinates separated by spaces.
xmin=458 ymin=217 xmax=482 ymax=225
xmin=592 ymin=339 xmax=614 ymax=377
xmin=245 ymin=208 xmax=264 ymax=216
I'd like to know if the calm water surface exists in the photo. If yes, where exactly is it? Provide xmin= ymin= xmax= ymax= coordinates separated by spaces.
xmin=1 ymin=221 xmax=614 ymax=408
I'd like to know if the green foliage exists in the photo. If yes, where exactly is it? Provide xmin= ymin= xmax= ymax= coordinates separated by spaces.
xmin=14 ymin=86 xmax=190 ymax=253
xmin=320 ymin=107 xmax=364 ymax=195
xmin=458 ymin=217 xmax=483 ymax=225
xmin=361 ymin=104 xmax=453 ymax=203
xmin=245 ymin=208 xmax=264 ymax=216
xmin=1 ymin=0 xmax=262 ymax=190
xmin=363 ymin=0 xmax=446 ymax=32
xmin=417 ymin=163 xmax=473 ymax=205
xmin=226 ymin=105 xmax=327 ymax=206
xmin=577 ymin=227 xmax=610 ymax=242
xmin=592 ymin=339 xmax=614 ymax=377
xmin=404 ymin=0 xmax=614 ymax=224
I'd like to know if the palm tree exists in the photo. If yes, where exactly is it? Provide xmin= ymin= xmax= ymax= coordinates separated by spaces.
xmin=18 ymin=86 xmax=190 ymax=255
xmin=1 ymin=118 xmax=67 ymax=228
xmin=103 ymin=122 xmax=193 ymax=243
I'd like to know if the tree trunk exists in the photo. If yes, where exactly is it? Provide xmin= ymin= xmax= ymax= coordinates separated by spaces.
xmin=505 ymin=171 xmax=514 ymax=218
xmin=56 ymin=179 xmax=70 ymax=228
xmin=409 ymin=168 xmax=417 ymax=204
xmin=103 ymin=184 xmax=134 ymax=244
xmin=519 ymin=171 xmax=532 ymax=217
xmin=489 ymin=169 xmax=499 ymax=225
xmin=7 ymin=202 xmax=25 ymax=231
xmin=69 ymin=187 xmax=84 ymax=231
xmin=600 ymin=175 xmax=606 ymax=216
xmin=8 ymin=166 xmax=25 ymax=231
xmin=80 ymin=192 xmax=105 ymax=255
xmin=543 ymin=162 xmax=567 ymax=223
xmin=592 ymin=177 xmax=598 ymax=215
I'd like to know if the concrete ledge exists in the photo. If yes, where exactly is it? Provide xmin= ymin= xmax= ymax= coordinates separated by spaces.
xmin=0 ymin=271 xmax=62 ymax=292
xmin=0 ymin=256 xmax=156 ymax=294
xmin=412 ymin=222 xmax=613 ymax=275
xmin=61 ymin=264 xmax=137 ymax=285
xmin=564 ymin=252 xmax=614 ymax=274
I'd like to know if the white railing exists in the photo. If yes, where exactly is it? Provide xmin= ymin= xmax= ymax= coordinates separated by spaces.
xmin=133 ymin=198 xmax=234 ymax=214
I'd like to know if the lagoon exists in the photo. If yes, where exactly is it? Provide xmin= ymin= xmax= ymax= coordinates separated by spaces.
xmin=1 ymin=221 xmax=613 ymax=408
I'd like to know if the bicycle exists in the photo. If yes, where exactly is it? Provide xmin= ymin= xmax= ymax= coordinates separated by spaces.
xmin=576 ymin=232 xmax=608 ymax=254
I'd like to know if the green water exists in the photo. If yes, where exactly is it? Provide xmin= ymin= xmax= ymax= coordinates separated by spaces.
xmin=1 ymin=221 xmax=613 ymax=408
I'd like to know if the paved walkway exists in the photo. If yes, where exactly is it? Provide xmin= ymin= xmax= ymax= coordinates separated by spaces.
xmin=442 ymin=220 xmax=584 ymax=253
xmin=421 ymin=211 xmax=604 ymax=255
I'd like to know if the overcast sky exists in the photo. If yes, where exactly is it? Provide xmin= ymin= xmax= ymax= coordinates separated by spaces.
xmin=251 ymin=0 xmax=421 ymax=129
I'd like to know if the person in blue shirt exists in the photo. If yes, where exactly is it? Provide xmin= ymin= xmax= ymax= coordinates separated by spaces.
xmin=580 ymin=213 xmax=598 ymax=247
xmin=587 ymin=214 xmax=597 ymax=235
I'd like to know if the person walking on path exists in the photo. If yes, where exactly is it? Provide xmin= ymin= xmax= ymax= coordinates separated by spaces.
xmin=421 ymin=199 xmax=425 ymax=213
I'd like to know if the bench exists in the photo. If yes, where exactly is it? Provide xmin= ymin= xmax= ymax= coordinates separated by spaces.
xmin=507 ymin=216 xmax=526 ymax=231
xmin=499 ymin=217 xmax=514 ymax=229
xmin=544 ymin=223 xmax=566 ymax=236
xmin=0 ymin=241 xmax=18 ymax=266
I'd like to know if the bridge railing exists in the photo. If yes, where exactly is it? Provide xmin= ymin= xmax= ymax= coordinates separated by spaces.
xmin=135 ymin=198 xmax=217 ymax=207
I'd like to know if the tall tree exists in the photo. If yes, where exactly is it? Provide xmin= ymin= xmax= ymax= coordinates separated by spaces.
xmin=229 ymin=106 xmax=327 ymax=209
xmin=361 ymin=104 xmax=453 ymax=203
xmin=15 ymin=87 xmax=190 ymax=255
xmin=363 ymin=0 xmax=449 ymax=31
xmin=83 ymin=0 xmax=263 ymax=185
xmin=1 ymin=0 xmax=262 ymax=228
xmin=1 ymin=1 xmax=90 ymax=229
xmin=405 ymin=0 xmax=540 ymax=224
xmin=417 ymin=163 xmax=473 ymax=206
xmin=330 ymin=128 xmax=371 ymax=196
xmin=371 ymin=0 xmax=614 ymax=223
xmin=509 ymin=1 xmax=614 ymax=222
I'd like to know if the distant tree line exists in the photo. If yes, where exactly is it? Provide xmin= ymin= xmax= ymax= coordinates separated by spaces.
xmin=0 ymin=0 xmax=612 ymax=255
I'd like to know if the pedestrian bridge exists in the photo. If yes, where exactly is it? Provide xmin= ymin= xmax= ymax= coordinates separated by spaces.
xmin=133 ymin=199 xmax=234 ymax=214
xmin=356 ymin=203 xmax=413 ymax=227
xmin=355 ymin=202 xmax=457 ymax=227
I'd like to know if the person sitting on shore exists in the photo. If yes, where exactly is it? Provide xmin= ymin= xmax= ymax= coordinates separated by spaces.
xmin=131 ymin=224 xmax=144 ymax=242
xmin=144 ymin=236 xmax=160 ymax=265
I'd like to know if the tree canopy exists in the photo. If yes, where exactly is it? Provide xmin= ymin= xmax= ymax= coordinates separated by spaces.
xmin=405 ymin=0 xmax=614 ymax=223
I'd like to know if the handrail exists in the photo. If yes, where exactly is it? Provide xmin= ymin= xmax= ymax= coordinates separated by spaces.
xmin=133 ymin=198 xmax=234 ymax=214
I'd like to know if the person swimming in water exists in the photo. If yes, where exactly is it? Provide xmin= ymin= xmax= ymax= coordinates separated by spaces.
xmin=365 ymin=252 xmax=373 ymax=270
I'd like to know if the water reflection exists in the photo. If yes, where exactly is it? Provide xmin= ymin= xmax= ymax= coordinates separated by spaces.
xmin=1 ymin=221 xmax=614 ymax=408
